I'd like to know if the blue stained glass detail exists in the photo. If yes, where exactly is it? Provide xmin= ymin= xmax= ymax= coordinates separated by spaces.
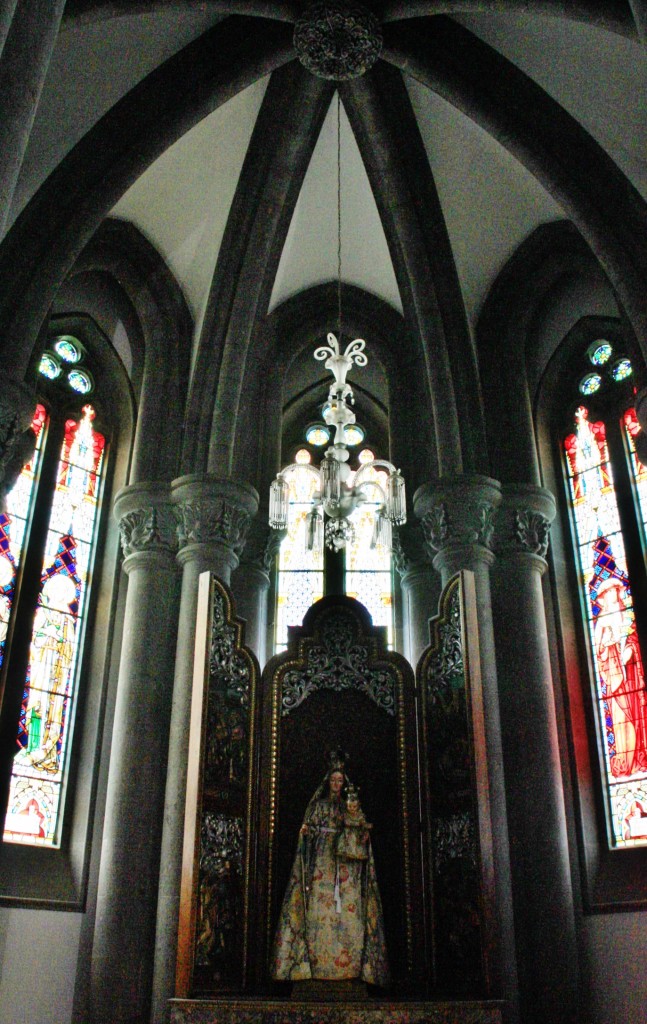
xmin=588 ymin=341 xmax=613 ymax=366
xmin=68 ymin=369 xmax=93 ymax=394
xmin=579 ymin=372 xmax=602 ymax=396
xmin=611 ymin=358 xmax=632 ymax=382
xmin=39 ymin=353 xmax=61 ymax=380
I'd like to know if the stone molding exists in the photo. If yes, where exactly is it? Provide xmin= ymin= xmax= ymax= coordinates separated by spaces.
xmin=493 ymin=484 xmax=556 ymax=565
xmin=114 ymin=482 xmax=177 ymax=561
xmin=414 ymin=476 xmax=502 ymax=566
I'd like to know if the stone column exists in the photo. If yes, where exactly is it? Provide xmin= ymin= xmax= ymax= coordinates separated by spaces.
xmin=414 ymin=475 xmax=519 ymax=1022
xmin=91 ymin=484 xmax=179 ymax=1024
xmin=151 ymin=475 xmax=258 ymax=1024
xmin=0 ymin=372 xmax=36 ymax=509
xmin=491 ymin=484 xmax=579 ymax=1024
xmin=0 ymin=0 xmax=66 ymax=235
xmin=231 ymin=519 xmax=282 ymax=666
xmin=393 ymin=522 xmax=441 ymax=666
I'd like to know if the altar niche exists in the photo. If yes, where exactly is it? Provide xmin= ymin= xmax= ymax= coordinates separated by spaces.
xmin=176 ymin=574 xmax=499 ymax=1004
xmin=255 ymin=595 xmax=424 ymax=993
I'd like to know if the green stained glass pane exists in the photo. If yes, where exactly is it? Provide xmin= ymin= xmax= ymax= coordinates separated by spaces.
xmin=563 ymin=406 xmax=647 ymax=849
xmin=3 ymin=405 xmax=106 ymax=848
xmin=579 ymin=372 xmax=602 ymax=396
xmin=53 ymin=335 xmax=82 ymax=363
xmin=39 ymin=353 xmax=61 ymax=379
xmin=588 ymin=340 xmax=612 ymax=367
xmin=68 ymin=368 xmax=93 ymax=394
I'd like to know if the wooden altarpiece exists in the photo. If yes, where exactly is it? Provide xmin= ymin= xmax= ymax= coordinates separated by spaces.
xmin=416 ymin=571 xmax=498 ymax=998
xmin=176 ymin=574 xmax=261 ymax=997
xmin=175 ymin=573 xmax=500 ymax=1013
xmin=254 ymin=595 xmax=425 ymax=991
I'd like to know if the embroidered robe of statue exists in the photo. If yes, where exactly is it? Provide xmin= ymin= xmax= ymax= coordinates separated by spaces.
xmin=270 ymin=795 xmax=390 ymax=985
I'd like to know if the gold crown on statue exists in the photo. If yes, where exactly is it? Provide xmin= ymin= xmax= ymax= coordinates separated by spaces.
xmin=327 ymin=749 xmax=348 ymax=774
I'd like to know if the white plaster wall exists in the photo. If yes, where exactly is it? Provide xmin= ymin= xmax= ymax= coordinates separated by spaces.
xmin=582 ymin=912 xmax=647 ymax=1023
xmin=0 ymin=908 xmax=82 ymax=1024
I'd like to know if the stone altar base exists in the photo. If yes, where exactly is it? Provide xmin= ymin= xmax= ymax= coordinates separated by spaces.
xmin=170 ymin=998 xmax=503 ymax=1024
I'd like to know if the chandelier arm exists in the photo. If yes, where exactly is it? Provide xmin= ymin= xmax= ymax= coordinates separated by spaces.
xmin=353 ymin=479 xmax=387 ymax=504
xmin=353 ymin=458 xmax=397 ymax=486
xmin=277 ymin=462 xmax=322 ymax=483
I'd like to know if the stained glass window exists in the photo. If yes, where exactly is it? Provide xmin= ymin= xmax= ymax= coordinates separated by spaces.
xmin=579 ymin=372 xmax=602 ymax=396
xmin=564 ymin=405 xmax=647 ymax=847
xmin=588 ymin=340 xmax=613 ymax=367
xmin=3 ymin=405 xmax=106 ymax=847
xmin=275 ymin=460 xmax=324 ymax=652
xmin=0 ymin=405 xmax=48 ymax=671
xmin=611 ymin=358 xmax=632 ymax=383
xmin=346 ymin=470 xmax=393 ymax=646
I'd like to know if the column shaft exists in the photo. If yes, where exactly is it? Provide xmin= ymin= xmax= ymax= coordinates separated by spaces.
xmin=151 ymin=476 xmax=257 ymax=1024
xmin=492 ymin=486 xmax=579 ymax=1024
xmin=91 ymin=486 xmax=179 ymax=1024
xmin=415 ymin=476 xmax=519 ymax=1022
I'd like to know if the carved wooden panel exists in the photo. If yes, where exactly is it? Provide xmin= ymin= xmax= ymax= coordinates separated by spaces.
xmin=177 ymin=573 xmax=260 ymax=996
xmin=416 ymin=571 xmax=496 ymax=997
xmin=255 ymin=596 xmax=425 ymax=991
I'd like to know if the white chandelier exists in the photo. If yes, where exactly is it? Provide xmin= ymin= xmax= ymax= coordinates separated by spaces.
xmin=269 ymin=333 xmax=406 ymax=552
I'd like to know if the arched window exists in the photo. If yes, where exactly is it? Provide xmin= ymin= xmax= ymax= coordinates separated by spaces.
xmin=0 ymin=332 xmax=109 ymax=851
xmin=561 ymin=335 xmax=647 ymax=850
xmin=274 ymin=445 xmax=394 ymax=654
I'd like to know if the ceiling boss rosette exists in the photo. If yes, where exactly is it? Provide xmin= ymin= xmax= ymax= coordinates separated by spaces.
xmin=294 ymin=2 xmax=383 ymax=81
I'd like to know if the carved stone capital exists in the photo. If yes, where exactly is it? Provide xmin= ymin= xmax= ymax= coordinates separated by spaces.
xmin=0 ymin=374 xmax=37 ymax=511
xmin=114 ymin=483 xmax=177 ymax=565
xmin=238 ymin=516 xmax=284 ymax=573
xmin=493 ymin=485 xmax=556 ymax=568
xmin=172 ymin=476 xmax=259 ymax=577
xmin=414 ymin=476 xmax=502 ymax=579
xmin=391 ymin=521 xmax=430 ymax=578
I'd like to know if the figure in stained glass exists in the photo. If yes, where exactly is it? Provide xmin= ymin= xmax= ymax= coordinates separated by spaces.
xmin=25 ymin=572 xmax=77 ymax=772
xmin=3 ymin=404 xmax=105 ymax=846
xmin=593 ymin=576 xmax=647 ymax=778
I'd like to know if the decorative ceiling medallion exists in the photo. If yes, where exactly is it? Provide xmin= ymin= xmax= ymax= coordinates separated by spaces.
xmin=294 ymin=2 xmax=383 ymax=81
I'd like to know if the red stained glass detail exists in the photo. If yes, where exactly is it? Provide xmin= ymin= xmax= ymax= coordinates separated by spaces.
xmin=4 ymin=405 xmax=106 ymax=846
xmin=564 ymin=404 xmax=647 ymax=847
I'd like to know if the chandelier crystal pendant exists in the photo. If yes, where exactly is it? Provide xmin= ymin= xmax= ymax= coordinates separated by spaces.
xmin=269 ymin=333 xmax=406 ymax=552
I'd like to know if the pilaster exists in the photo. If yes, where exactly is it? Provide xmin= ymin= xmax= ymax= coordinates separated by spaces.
xmin=414 ymin=476 xmax=518 ymax=1022
xmin=151 ymin=476 xmax=258 ymax=1024
xmin=392 ymin=522 xmax=441 ymax=666
xmin=92 ymin=482 xmax=179 ymax=1024
xmin=231 ymin=517 xmax=282 ymax=665
xmin=491 ymin=484 xmax=579 ymax=1024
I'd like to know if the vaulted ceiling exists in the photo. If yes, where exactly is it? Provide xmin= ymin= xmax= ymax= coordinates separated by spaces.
xmin=8 ymin=2 xmax=644 ymax=345
xmin=2 ymin=1 xmax=646 ymax=481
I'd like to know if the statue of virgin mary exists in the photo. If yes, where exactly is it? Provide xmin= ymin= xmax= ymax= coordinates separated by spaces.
xmin=270 ymin=751 xmax=390 ymax=987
